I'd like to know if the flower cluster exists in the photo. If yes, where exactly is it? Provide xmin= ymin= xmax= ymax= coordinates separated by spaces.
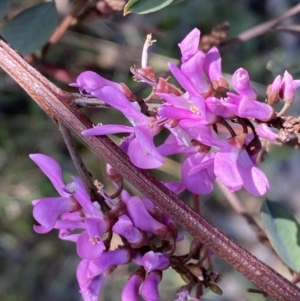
xmin=31 ymin=154 xmax=219 ymax=301
xmin=71 ymin=28 xmax=300 ymax=197
xmin=31 ymin=28 xmax=300 ymax=301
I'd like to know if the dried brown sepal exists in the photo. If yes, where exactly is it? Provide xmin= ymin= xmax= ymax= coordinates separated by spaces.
xmin=187 ymin=264 xmax=204 ymax=281
xmin=200 ymin=22 xmax=230 ymax=52
xmin=154 ymin=77 xmax=183 ymax=96
xmin=106 ymin=200 xmax=126 ymax=219
xmin=282 ymin=116 xmax=299 ymax=129
xmin=131 ymin=66 xmax=157 ymax=83
xmin=208 ymin=283 xmax=223 ymax=295
xmin=105 ymin=166 xmax=123 ymax=183
xmin=167 ymin=119 xmax=180 ymax=128
xmin=277 ymin=128 xmax=290 ymax=143
xmin=212 ymin=78 xmax=229 ymax=95
xmin=188 ymin=238 xmax=203 ymax=260
xmin=201 ymin=257 xmax=210 ymax=270
xmin=266 ymin=84 xmax=280 ymax=106
xmin=120 ymin=83 xmax=140 ymax=102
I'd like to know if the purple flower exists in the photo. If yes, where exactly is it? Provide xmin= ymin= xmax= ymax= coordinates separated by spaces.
xmin=203 ymin=46 xmax=229 ymax=94
xmin=76 ymin=217 xmax=109 ymax=259
xmin=70 ymin=71 xmax=121 ymax=95
xmin=30 ymin=154 xmax=110 ymax=260
xmin=214 ymin=135 xmax=269 ymax=196
xmin=76 ymin=259 xmax=106 ymax=301
xmin=121 ymin=191 xmax=172 ymax=240
xmin=256 ymin=123 xmax=278 ymax=141
xmin=280 ymin=70 xmax=300 ymax=103
xmin=158 ymin=128 xmax=216 ymax=195
xmin=141 ymin=251 xmax=170 ymax=272
xmin=157 ymin=93 xmax=216 ymax=126
xmin=121 ymin=269 xmax=145 ymax=301
xmin=205 ymin=96 xmax=235 ymax=118
xmin=174 ymin=290 xmax=201 ymax=301
xmin=88 ymin=248 xmax=132 ymax=278
xmin=112 ymin=215 xmax=146 ymax=247
xmin=168 ymin=28 xmax=211 ymax=97
xmin=30 ymin=154 xmax=84 ymax=233
xmin=140 ymin=270 xmax=162 ymax=301
xmin=222 ymin=92 xmax=274 ymax=121
xmin=81 ymin=86 xmax=164 ymax=169
xmin=178 ymin=28 xmax=201 ymax=63
xmin=231 ymin=68 xmax=256 ymax=99
xmin=181 ymin=152 xmax=216 ymax=195
xmin=266 ymin=75 xmax=281 ymax=105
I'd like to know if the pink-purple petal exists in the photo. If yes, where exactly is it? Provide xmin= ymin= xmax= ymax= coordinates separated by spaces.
xmin=237 ymin=150 xmax=270 ymax=196
xmin=29 ymin=154 xmax=66 ymax=196
xmin=82 ymin=124 xmax=134 ymax=136
xmin=178 ymin=28 xmax=201 ymax=63
xmin=181 ymin=51 xmax=209 ymax=95
xmin=128 ymin=137 xmax=164 ymax=169
xmin=214 ymin=145 xmax=243 ymax=191
xmin=140 ymin=270 xmax=162 ymax=301
xmin=182 ymin=153 xmax=215 ymax=195
xmin=168 ymin=62 xmax=201 ymax=96
xmin=121 ymin=271 xmax=144 ymax=301
xmin=33 ymin=197 xmax=74 ymax=233
xmin=141 ymin=251 xmax=170 ymax=272
xmin=203 ymin=46 xmax=223 ymax=82
xmin=92 ymin=87 xmax=146 ymax=122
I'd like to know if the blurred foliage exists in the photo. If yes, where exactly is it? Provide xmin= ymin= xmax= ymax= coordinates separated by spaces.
xmin=1 ymin=0 xmax=300 ymax=301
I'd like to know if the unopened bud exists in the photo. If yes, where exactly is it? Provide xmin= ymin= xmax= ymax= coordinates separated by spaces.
xmin=266 ymin=75 xmax=281 ymax=105
xmin=208 ymin=283 xmax=223 ymax=295
xmin=187 ymin=264 xmax=204 ymax=281
xmin=130 ymin=66 xmax=157 ymax=85
xmin=211 ymin=77 xmax=229 ymax=95
xmin=154 ymin=77 xmax=183 ymax=96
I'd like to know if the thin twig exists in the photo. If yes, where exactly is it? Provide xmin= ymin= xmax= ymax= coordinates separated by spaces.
xmin=42 ymin=0 xmax=87 ymax=57
xmin=73 ymin=95 xmax=160 ymax=111
xmin=216 ymin=179 xmax=273 ymax=251
xmin=58 ymin=122 xmax=110 ymax=212
xmin=192 ymin=194 xmax=200 ymax=214
xmin=0 ymin=40 xmax=299 ymax=301
xmin=220 ymin=3 xmax=300 ymax=49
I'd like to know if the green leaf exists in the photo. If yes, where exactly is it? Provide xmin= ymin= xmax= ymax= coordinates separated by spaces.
xmin=0 ymin=2 xmax=58 ymax=55
xmin=124 ymin=0 xmax=174 ymax=15
xmin=261 ymin=200 xmax=300 ymax=272
xmin=0 ymin=0 xmax=10 ymax=20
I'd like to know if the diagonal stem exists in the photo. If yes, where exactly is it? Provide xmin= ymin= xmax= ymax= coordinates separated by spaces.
xmin=220 ymin=3 xmax=300 ymax=49
xmin=0 ymin=40 xmax=299 ymax=301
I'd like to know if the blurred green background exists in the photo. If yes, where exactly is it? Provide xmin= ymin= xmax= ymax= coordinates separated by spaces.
xmin=1 ymin=0 xmax=300 ymax=300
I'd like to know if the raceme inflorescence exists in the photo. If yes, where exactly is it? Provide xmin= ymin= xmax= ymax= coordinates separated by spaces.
xmin=31 ymin=28 xmax=300 ymax=301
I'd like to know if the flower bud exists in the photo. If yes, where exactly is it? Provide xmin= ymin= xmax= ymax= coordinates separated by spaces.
xmin=280 ymin=70 xmax=300 ymax=103
xmin=256 ymin=123 xmax=278 ymax=141
xmin=231 ymin=68 xmax=256 ymax=99
xmin=141 ymin=251 xmax=170 ymax=272
xmin=266 ymin=75 xmax=281 ymax=105
xmin=121 ymin=268 xmax=145 ymax=301
xmin=140 ymin=270 xmax=162 ymax=301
